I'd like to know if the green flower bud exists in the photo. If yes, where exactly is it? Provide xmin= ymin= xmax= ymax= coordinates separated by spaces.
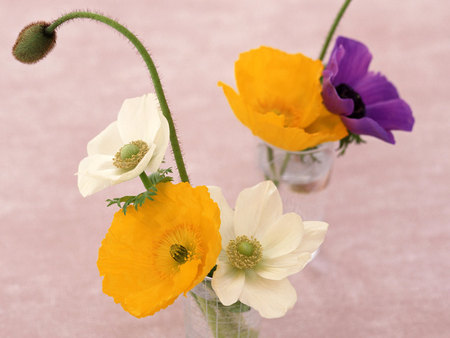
xmin=12 ymin=21 xmax=56 ymax=64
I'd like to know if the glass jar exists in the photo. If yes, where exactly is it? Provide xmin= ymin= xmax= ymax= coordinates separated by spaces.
xmin=184 ymin=277 xmax=261 ymax=338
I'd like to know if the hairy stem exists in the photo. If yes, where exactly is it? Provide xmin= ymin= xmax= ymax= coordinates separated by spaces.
xmin=46 ymin=11 xmax=190 ymax=183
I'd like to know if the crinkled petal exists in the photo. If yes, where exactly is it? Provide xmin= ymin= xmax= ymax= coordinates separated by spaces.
xmin=365 ymin=99 xmax=414 ymax=132
xmin=239 ymin=271 xmax=297 ymax=319
xmin=117 ymin=93 xmax=162 ymax=144
xmin=211 ymin=262 xmax=245 ymax=306
xmin=353 ymin=72 xmax=399 ymax=105
xmin=341 ymin=115 xmax=395 ymax=144
xmin=330 ymin=36 xmax=372 ymax=87
xmin=260 ymin=212 xmax=303 ymax=259
xmin=77 ymin=144 xmax=156 ymax=197
xmin=234 ymin=181 xmax=282 ymax=238
xmin=121 ymin=259 xmax=200 ymax=318
xmin=234 ymin=46 xmax=324 ymax=126
xmin=87 ymin=121 xmax=123 ymax=156
xmin=294 ymin=221 xmax=328 ymax=254
xmin=207 ymin=186 xmax=235 ymax=247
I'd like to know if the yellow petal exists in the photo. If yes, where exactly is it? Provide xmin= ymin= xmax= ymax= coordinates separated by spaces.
xmin=220 ymin=46 xmax=348 ymax=151
xmin=97 ymin=182 xmax=222 ymax=317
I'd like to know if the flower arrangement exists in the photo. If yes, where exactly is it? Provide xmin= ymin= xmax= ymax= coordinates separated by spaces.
xmin=220 ymin=0 xmax=414 ymax=162
xmin=11 ymin=0 xmax=416 ymax=336
xmin=12 ymin=7 xmax=330 ymax=338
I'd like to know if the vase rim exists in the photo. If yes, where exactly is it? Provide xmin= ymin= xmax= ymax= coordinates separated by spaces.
xmin=259 ymin=141 xmax=336 ymax=154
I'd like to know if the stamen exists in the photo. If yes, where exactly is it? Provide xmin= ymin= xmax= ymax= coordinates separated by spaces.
xmin=226 ymin=235 xmax=262 ymax=270
xmin=170 ymin=244 xmax=191 ymax=264
xmin=113 ymin=140 xmax=149 ymax=170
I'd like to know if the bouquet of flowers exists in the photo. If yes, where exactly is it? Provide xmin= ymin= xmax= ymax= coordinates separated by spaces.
xmin=12 ymin=7 xmax=330 ymax=338
xmin=11 ymin=0 xmax=416 ymax=336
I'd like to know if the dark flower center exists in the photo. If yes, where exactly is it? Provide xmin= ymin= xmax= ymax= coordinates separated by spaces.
xmin=335 ymin=83 xmax=366 ymax=119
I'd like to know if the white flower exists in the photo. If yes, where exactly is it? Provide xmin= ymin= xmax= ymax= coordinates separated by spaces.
xmin=77 ymin=93 xmax=169 ymax=197
xmin=208 ymin=181 xmax=328 ymax=319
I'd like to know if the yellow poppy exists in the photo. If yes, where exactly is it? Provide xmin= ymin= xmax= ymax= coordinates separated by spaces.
xmin=219 ymin=46 xmax=348 ymax=151
xmin=97 ymin=182 xmax=222 ymax=318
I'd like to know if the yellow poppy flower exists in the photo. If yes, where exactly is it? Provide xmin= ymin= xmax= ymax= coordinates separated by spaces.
xmin=219 ymin=46 xmax=348 ymax=151
xmin=97 ymin=182 xmax=222 ymax=318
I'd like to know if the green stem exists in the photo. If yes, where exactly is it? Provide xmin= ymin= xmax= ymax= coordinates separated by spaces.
xmin=266 ymin=145 xmax=279 ymax=186
xmin=279 ymin=152 xmax=291 ymax=177
xmin=275 ymin=0 xmax=352 ymax=174
xmin=318 ymin=0 xmax=352 ymax=61
xmin=45 ymin=11 xmax=190 ymax=183
xmin=139 ymin=171 xmax=152 ymax=190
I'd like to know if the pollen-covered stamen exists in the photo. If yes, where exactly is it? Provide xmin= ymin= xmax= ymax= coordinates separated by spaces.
xmin=113 ymin=140 xmax=149 ymax=170
xmin=226 ymin=235 xmax=262 ymax=270
xmin=170 ymin=244 xmax=191 ymax=264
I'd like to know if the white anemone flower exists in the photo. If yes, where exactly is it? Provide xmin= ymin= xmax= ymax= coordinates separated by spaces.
xmin=77 ymin=93 xmax=169 ymax=197
xmin=208 ymin=181 xmax=328 ymax=319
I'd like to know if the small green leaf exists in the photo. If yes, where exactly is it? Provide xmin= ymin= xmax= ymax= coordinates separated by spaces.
xmin=337 ymin=132 xmax=366 ymax=156
xmin=106 ymin=168 xmax=173 ymax=214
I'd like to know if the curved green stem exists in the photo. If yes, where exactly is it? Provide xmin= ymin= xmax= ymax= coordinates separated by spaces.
xmin=45 ymin=11 xmax=190 ymax=183
xmin=318 ymin=0 xmax=352 ymax=61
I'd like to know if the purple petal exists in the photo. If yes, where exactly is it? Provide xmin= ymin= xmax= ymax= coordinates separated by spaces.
xmin=322 ymin=72 xmax=354 ymax=116
xmin=365 ymin=99 xmax=414 ymax=131
xmin=329 ymin=36 xmax=372 ymax=87
xmin=342 ymin=116 xmax=395 ymax=144
xmin=354 ymin=72 xmax=399 ymax=105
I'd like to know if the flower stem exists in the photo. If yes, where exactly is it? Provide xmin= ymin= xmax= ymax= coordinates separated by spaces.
xmin=45 ymin=11 xmax=190 ymax=183
xmin=318 ymin=0 xmax=352 ymax=61
xmin=266 ymin=145 xmax=279 ymax=186
xmin=139 ymin=171 xmax=152 ymax=190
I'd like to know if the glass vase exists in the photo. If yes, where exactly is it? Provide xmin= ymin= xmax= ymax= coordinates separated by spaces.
xmin=184 ymin=277 xmax=261 ymax=338
xmin=258 ymin=142 xmax=335 ymax=221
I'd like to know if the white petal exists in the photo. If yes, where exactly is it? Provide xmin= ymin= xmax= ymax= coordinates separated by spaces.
xmin=211 ymin=262 xmax=245 ymax=306
xmin=234 ymin=181 xmax=282 ymax=238
xmin=207 ymin=186 xmax=235 ymax=247
xmin=294 ymin=221 xmax=328 ymax=254
xmin=86 ymin=121 xmax=123 ymax=156
xmin=239 ymin=271 xmax=297 ymax=319
xmin=260 ymin=212 xmax=303 ymax=259
xmin=77 ymin=155 xmax=118 ymax=197
xmin=255 ymin=251 xmax=312 ymax=280
xmin=145 ymin=110 xmax=170 ymax=173
xmin=117 ymin=93 xmax=162 ymax=144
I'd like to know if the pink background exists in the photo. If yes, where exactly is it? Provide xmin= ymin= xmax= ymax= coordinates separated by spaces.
xmin=1 ymin=0 xmax=449 ymax=337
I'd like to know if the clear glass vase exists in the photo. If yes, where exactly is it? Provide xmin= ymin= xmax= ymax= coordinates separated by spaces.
xmin=184 ymin=277 xmax=261 ymax=338
xmin=258 ymin=142 xmax=335 ymax=221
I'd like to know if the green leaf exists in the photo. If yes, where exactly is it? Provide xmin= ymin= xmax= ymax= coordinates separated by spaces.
xmin=106 ymin=168 xmax=173 ymax=214
xmin=337 ymin=132 xmax=366 ymax=156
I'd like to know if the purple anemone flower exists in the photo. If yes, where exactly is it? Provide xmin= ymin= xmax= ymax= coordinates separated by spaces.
xmin=322 ymin=36 xmax=414 ymax=144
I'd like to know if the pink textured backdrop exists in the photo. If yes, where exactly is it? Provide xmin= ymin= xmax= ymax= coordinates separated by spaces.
xmin=1 ymin=0 xmax=449 ymax=337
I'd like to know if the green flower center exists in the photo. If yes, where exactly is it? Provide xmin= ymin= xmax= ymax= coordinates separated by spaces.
xmin=113 ymin=140 xmax=149 ymax=170
xmin=226 ymin=235 xmax=262 ymax=270
xmin=170 ymin=244 xmax=191 ymax=264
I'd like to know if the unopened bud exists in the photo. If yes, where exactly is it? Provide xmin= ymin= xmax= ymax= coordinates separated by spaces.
xmin=12 ymin=21 xmax=56 ymax=64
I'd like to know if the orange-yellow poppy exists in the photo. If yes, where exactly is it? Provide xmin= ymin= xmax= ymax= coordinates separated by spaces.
xmin=97 ymin=182 xmax=221 ymax=318
xmin=219 ymin=46 xmax=348 ymax=151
